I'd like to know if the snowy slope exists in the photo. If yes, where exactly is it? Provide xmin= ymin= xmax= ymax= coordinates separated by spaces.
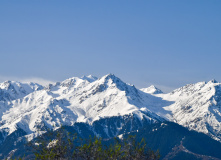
xmin=141 ymin=85 xmax=163 ymax=94
xmin=0 ymin=81 xmax=43 ymax=120
xmin=0 ymin=80 xmax=43 ymax=101
xmin=0 ymin=74 xmax=170 ymax=138
xmin=157 ymin=80 xmax=221 ymax=141
xmin=1 ymin=75 xmax=221 ymax=144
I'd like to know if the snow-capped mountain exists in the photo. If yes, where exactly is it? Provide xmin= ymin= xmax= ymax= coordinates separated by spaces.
xmin=157 ymin=79 xmax=221 ymax=141
xmin=1 ymin=75 xmax=221 ymax=142
xmin=0 ymin=81 xmax=43 ymax=120
xmin=1 ymin=74 xmax=221 ymax=159
xmin=0 ymin=80 xmax=43 ymax=101
xmin=141 ymin=85 xmax=163 ymax=94
xmin=0 ymin=74 xmax=170 ymax=141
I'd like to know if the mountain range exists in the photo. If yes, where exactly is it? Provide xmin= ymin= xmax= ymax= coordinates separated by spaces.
xmin=0 ymin=74 xmax=221 ymax=159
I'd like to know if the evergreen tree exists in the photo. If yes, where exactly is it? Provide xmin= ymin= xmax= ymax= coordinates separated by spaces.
xmin=28 ymin=129 xmax=160 ymax=160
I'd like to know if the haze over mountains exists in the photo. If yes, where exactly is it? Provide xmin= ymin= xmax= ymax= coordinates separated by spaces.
xmin=0 ymin=74 xmax=221 ymax=159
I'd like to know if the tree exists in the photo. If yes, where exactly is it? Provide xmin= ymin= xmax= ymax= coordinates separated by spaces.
xmin=74 ymin=136 xmax=104 ymax=160
xmin=28 ymin=129 xmax=160 ymax=160
xmin=106 ymin=135 xmax=160 ymax=160
xmin=28 ymin=128 xmax=76 ymax=160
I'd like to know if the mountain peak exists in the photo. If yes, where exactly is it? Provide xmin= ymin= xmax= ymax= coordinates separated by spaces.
xmin=104 ymin=73 xmax=117 ymax=79
xmin=0 ymin=80 xmax=43 ymax=102
xmin=0 ymin=80 xmax=12 ymax=89
xmin=101 ymin=74 xmax=130 ymax=89
xmin=140 ymin=85 xmax=163 ymax=94
xmin=99 ymin=74 xmax=122 ymax=84
xmin=209 ymin=79 xmax=218 ymax=83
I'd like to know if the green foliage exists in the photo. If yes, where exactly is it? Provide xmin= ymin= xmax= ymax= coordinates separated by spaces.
xmin=29 ymin=129 xmax=160 ymax=160
xmin=27 ymin=128 xmax=75 ymax=160
xmin=74 ymin=136 xmax=104 ymax=160
xmin=105 ymin=136 xmax=160 ymax=160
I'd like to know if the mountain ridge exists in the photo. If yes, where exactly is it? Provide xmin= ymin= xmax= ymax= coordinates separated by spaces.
xmin=157 ymin=79 xmax=221 ymax=141
xmin=0 ymin=74 xmax=221 ymax=143
xmin=0 ymin=74 xmax=169 ymax=142
xmin=1 ymin=74 xmax=221 ymax=159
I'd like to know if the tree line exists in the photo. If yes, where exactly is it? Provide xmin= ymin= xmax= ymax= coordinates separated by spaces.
xmin=19 ymin=128 xmax=160 ymax=160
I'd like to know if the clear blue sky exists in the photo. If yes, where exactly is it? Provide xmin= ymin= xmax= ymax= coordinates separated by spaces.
xmin=0 ymin=0 xmax=221 ymax=92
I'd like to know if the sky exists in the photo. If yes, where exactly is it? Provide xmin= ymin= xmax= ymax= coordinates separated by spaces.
xmin=0 ymin=0 xmax=221 ymax=92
